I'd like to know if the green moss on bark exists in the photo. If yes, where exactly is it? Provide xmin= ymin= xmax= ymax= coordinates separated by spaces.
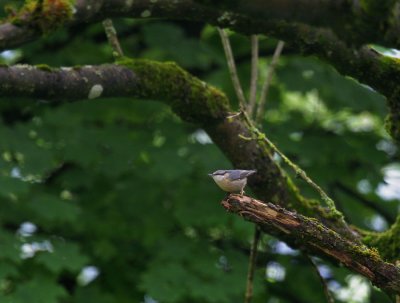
xmin=363 ymin=217 xmax=400 ymax=262
xmin=116 ymin=57 xmax=230 ymax=122
xmin=35 ymin=64 xmax=53 ymax=72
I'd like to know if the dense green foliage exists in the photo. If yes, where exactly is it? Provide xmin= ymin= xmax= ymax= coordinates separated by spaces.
xmin=0 ymin=17 xmax=398 ymax=303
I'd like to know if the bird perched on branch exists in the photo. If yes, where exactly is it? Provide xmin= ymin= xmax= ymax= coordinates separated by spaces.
xmin=208 ymin=169 xmax=256 ymax=196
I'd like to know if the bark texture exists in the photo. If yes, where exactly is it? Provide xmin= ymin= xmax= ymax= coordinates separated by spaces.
xmin=222 ymin=194 xmax=400 ymax=294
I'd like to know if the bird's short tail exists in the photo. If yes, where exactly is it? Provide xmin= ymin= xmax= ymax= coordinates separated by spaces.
xmin=246 ymin=170 xmax=257 ymax=176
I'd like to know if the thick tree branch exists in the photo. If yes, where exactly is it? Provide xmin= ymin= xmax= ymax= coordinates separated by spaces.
xmin=196 ymin=0 xmax=400 ymax=49
xmin=5 ymin=0 xmax=400 ymax=50
xmin=0 ymin=64 xmax=138 ymax=101
xmin=221 ymin=194 xmax=400 ymax=294
xmin=3 ymin=0 xmax=400 ymax=140
xmin=0 ymin=59 xmax=358 ymax=241
xmin=364 ymin=217 xmax=400 ymax=263
xmin=0 ymin=59 xmax=284 ymax=196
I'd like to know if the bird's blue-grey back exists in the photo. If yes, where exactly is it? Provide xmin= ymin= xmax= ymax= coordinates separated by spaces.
xmin=228 ymin=170 xmax=256 ymax=180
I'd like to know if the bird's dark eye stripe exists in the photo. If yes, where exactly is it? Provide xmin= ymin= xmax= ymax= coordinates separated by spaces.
xmin=214 ymin=171 xmax=225 ymax=175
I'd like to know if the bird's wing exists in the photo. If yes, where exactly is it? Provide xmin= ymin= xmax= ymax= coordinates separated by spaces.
xmin=229 ymin=170 xmax=256 ymax=180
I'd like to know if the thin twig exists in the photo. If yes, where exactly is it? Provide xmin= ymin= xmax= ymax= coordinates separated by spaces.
xmin=244 ymin=226 xmax=261 ymax=303
xmin=226 ymin=111 xmax=242 ymax=119
xmin=247 ymin=35 xmax=259 ymax=117
xmin=256 ymin=40 xmax=285 ymax=123
xmin=305 ymin=254 xmax=335 ymax=303
xmin=397 ymin=261 xmax=400 ymax=303
xmin=217 ymin=27 xmax=247 ymax=108
xmin=263 ymin=132 xmax=339 ymax=215
xmin=241 ymin=110 xmax=343 ymax=219
xmin=263 ymin=133 xmax=339 ymax=213
xmin=102 ymin=18 xmax=124 ymax=59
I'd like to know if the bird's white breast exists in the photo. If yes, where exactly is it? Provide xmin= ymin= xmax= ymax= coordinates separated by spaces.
xmin=212 ymin=175 xmax=247 ymax=192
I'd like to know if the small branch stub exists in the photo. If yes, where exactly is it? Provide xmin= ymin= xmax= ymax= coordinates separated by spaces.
xmin=102 ymin=18 xmax=124 ymax=58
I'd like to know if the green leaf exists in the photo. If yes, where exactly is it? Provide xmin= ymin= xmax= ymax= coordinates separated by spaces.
xmin=35 ymin=241 xmax=88 ymax=273
xmin=0 ymin=230 xmax=22 ymax=263
xmin=28 ymin=194 xmax=80 ymax=223
xmin=0 ymin=261 xmax=18 ymax=280
xmin=3 ymin=275 xmax=66 ymax=303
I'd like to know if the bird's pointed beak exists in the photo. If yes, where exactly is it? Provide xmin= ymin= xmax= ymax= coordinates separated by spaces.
xmin=208 ymin=173 xmax=213 ymax=177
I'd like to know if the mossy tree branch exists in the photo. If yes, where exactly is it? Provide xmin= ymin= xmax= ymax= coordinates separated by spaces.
xmin=222 ymin=194 xmax=400 ymax=295
xmin=0 ymin=59 xmax=357 ymax=241
xmin=364 ymin=217 xmax=400 ymax=263
xmin=3 ymin=0 xmax=400 ymax=140
xmin=5 ymin=0 xmax=400 ymax=50
xmin=195 ymin=0 xmax=400 ymax=49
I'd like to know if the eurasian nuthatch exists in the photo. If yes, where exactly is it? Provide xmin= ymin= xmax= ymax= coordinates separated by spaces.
xmin=208 ymin=169 xmax=256 ymax=195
